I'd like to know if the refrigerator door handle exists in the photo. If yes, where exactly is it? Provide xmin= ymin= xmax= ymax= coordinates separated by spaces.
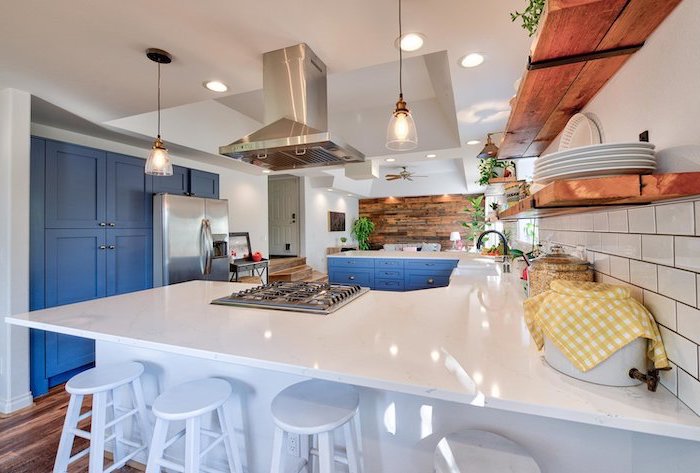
xmin=200 ymin=219 xmax=214 ymax=275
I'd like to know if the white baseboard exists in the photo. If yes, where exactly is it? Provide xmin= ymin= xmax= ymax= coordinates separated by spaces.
xmin=0 ymin=391 xmax=33 ymax=415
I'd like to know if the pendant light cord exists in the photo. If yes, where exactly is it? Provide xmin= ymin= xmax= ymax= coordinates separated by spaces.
xmin=398 ymin=0 xmax=403 ymax=98
xmin=157 ymin=62 xmax=161 ymax=138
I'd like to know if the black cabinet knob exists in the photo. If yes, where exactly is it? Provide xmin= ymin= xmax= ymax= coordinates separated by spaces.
xmin=98 ymin=245 xmax=107 ymax=250
xmin=427 ymin=278 xmax=435 ymax=284
xmin=108 ymin=245 xmax=116 ymax=250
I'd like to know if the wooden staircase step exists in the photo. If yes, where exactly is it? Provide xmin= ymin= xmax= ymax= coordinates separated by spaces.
xmin=269 ymin=257 xmax=307 ymax=272
xmin=269 ymin=265 xmax=313 ymax=282
xmin=308 ymin=271 xmax=328 ymax=283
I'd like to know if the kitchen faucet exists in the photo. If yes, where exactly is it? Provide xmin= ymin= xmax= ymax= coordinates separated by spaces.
xmin=476 ymin=230 xmax=511 ymax=273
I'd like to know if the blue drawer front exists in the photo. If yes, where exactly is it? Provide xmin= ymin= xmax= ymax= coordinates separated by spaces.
xmin=329 ymin=269 xmax=373 ymax=287
xmin=404 ymin=259 xmax=458 ymax=271
xmin=375 ymin=278 xmax=404 ymax=291
xmin=375 ymin=258 xmax=404 ymax=268
xmin=328 ymin=257 xmax=375 ymax=269
xmin=405 ymin=273 xmax=450 ymax=290
xmin=375 ymin=269 xmax=403 ymax=279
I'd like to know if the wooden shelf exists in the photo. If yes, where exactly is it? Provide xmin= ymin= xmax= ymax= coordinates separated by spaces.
xmin=488 ymin=176 xmax=517 ymax=184
xmin=499 ymin=0 xmax=681 ymax=159
xmin=498 ymin=173 xmax=700 ymax=220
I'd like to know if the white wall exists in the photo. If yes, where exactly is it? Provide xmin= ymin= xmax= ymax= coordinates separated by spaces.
xmin=542 ymin=0 xmax=700 ymax=168
xmin=0 ymin=89 xmax=32 ymax=413
xmin=302 ymin=178 xmax=359 ymax=272
xmin=31 ymin=124 xmax=269 ymax=255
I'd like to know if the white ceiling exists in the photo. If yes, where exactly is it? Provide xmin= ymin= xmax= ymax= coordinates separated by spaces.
xmin=3 ymin=0 xmax=532 ymax=193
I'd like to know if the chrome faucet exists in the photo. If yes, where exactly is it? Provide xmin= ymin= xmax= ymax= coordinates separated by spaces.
xmin=476 ymin=230 xmax=511 ymax=273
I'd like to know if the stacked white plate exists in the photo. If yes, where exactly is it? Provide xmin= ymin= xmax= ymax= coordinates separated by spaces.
xmin=534 ymin=142 xmax=656 ymax=184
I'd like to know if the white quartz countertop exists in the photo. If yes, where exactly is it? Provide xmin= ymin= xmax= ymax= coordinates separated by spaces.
xmin=328 ymin=250 xmax=469 ymax=259
xmin=7 ymin=265 xmax=700 ymax=441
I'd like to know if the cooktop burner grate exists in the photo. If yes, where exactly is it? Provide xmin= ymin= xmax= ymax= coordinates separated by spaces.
xmin=211 ymin=281 xmax=370 ymax=314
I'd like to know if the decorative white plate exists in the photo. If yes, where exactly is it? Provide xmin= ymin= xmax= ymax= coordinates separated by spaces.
xmin=541 ymin=142 xmax=655 ymax=161
xmin=535 ymin=155 xmax=656 ymax=173
xmin=536 ymin=147 xmax=655 ymax=168
xmin=535 ymin=163 xmax=655 ymax=180
xmin=558 ymin=113 xmax=602 ymax=151
xmin=535 ymin=165 xmax=655 ymax=184
xmin=535 ymin=158 xmax=655 ymax=175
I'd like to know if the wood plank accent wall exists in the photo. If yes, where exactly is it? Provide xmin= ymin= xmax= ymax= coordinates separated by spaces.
xmin=359 ymin=194 xmax=475 ymax=249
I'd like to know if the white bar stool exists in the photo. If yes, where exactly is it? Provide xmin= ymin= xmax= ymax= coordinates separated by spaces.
xmin=270 ymin=379 xmax=363 ymax=473
xmin=53 ymin=361 xmax=152 ymax=473
xmin=146 ymin=378 xmax=243 ymax=473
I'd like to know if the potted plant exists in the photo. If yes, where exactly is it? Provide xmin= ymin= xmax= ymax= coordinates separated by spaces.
xmin=477 ymin=158 xmax=516 ymax=185
xmin=461 ymin=195 xmax=487 ymax=250
xmin=339 ymin=236 xmax=348 ymax=247
xmin=510 ymin=0 xmax=546 ymax=36
xmin=487 ymin=202 xmax=500 ymax=222
xmin=351 ymin=217 xmax=375 ymax=250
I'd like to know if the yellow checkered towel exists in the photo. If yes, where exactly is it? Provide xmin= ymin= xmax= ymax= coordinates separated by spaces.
xmin=523 ymin=280 xmax=669 ymax=372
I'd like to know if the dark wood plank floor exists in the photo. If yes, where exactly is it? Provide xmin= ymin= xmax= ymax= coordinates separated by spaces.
xmin=0 ymin=385 xmax=141 ymax=473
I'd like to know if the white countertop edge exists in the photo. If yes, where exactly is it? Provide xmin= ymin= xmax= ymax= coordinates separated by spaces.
xmin=9 ymin=315 xmax=700 ymax=442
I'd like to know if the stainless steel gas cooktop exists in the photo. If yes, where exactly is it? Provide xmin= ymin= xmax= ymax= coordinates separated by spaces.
xmin=211 ymin=281 xmax=370 ymax=314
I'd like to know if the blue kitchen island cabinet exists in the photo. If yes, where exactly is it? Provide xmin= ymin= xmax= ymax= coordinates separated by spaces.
xmin=328 ymin=253 xmax=458 ymax=291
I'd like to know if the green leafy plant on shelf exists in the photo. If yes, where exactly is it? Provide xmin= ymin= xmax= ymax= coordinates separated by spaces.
xmin=461 ymin=195 xmax=487 ymax=243
xmin=511 ymin=0 xmax=546 ymax=36
xmin=351 ymin=217 xmax=375 ymax=250
xmin=477 ymin=158 xmax=516 ymax=186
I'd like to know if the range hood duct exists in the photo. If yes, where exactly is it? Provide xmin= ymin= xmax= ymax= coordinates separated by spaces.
xmin=219 ymin=43 xmax=365 ymax=171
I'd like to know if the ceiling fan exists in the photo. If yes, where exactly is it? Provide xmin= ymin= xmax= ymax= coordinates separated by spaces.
xmin=385 ymin=166 xmax=427 ymax=181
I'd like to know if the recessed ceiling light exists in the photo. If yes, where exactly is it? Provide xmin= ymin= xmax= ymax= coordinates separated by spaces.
xmin=203 ymin=80 xmax=228 ymax=92
xmin=426 ymin=153 xmax=436 ymax=158
xmin=262 ymin=169 xmax=271 ymax=174
xmin=466 ymin=140 xmax=481 ymax=145
xmin=396 ymin=33 xmax=425 ymax=52
xmin=385 ymin=157 xmax=396 ymax=162
xmin=327 ymin=188 xmax=333 ymax=191
xmin=459 ymin=53 xmax=485 ymax=68
xmin=347 ymin=194 xmax=353 ymax=197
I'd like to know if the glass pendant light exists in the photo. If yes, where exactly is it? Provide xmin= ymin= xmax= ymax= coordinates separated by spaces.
xmin=386 ymin=0 xmax=417 ymax=151
xmin=477 ymin=133 xmax=500 ymax=159
xmin=145 ymin=48 xmax=173 ymax=176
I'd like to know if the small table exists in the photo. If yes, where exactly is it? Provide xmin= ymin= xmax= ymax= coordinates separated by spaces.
xmin=230 ymin=259 xmax=269 ymax=284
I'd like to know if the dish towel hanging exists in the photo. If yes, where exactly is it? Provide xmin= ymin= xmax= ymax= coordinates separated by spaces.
xmin=524 ymin=280 xmax=669 ymax=372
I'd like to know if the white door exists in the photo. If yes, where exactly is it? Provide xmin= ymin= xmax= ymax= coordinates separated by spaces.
xmin=268 ymin=176 xmax=300 ymax=256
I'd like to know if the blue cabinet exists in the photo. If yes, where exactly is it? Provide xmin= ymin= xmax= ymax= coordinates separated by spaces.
xmin=190 ymin=169 xmax=220 ymax=199
xmin=31 ymin=138 xmax=157 ymax=396
xmin=328 ymin=256 xmax=458 ymax=291
xmin=45 ymin=141 xmax=106 ymax=229
xmin=152 ymin=165 xmax=189 ymax=195
xmin=151 ymin=166 xmax=220 ymax=199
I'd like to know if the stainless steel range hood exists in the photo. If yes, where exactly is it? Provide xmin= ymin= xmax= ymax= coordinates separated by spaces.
xmin=219 ymin=43 xmax=365 ymax=171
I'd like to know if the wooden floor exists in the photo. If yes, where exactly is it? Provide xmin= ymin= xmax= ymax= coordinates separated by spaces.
xmin=0 ymin=385 xmax=140 ymax=473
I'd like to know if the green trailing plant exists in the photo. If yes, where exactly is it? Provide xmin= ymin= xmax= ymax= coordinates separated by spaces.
xmin=461 ymin=195 xmax=486 ymax=243
xmin=477 ymin=158 xmax=516 ymax=186
xmin=340 ymin=236 xmax=348 ymax=244
xmin=511 ymin=0 xmax=546 ymax=36
xmin=352 ymin=217 xmax=375 ymax=250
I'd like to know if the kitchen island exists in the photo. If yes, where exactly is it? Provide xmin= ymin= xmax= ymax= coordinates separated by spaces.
xmin=7 ymin=257 xmax=700 ymax=472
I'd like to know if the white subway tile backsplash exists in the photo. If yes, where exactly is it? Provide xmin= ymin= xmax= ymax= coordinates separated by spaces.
xmin=585 ymin=232 xmax=601 ymax=251
xmin=659 ymin=326 xmax=699 ymax=376
xmin=674 ymin=236 xmax=700 ymax=272
xmin=658 ymin=266 xmax=697 ymax=307
xmin=617 ymin=234 xmax=642 ymax=259
xmin=609 ymin=256 xmax=630 ymax=282
xmin=607 ymin=210 xmax=629 ymax=233
xmin=601 ymin=233 xmax=618 ymax=253
xmin=656 ymin=202 xmax=695 ymax=236
xmin=678 ymin=369 xmax=700 ymax=415
xmin=593 ymin=212 xmax=609 ymax=232
xmin=594 ymin=253 xmax=610 ymax=274
xmin=629 ymin=260 xmax=658 ymax=291
xmin=641 ymin=234 xmax=674 ymax=266
xmin=628 ymin=207 xmax=656 ymax=234
xmin=660 ymin=361 xmax=678 ymax=396
xmin=695 ymin=202 xmax=700 ymax=236
xmin=677 ymin=303 xmax=700 ymax=345
xmin=643 ymin=290 xmax=677 ymax=330
xmin=579 ymin=214 xmax=594 ymax=232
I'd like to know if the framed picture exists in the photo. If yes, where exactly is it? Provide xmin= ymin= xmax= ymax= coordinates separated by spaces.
xmin=229 ymin=232 xmax=252 ymax=260
xmin=328 ymin=211 xmax=346 ymax=232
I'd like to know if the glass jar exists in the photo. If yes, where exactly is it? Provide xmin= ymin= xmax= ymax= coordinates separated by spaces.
xmin=528 ymin=245 xmax=593 ymax=297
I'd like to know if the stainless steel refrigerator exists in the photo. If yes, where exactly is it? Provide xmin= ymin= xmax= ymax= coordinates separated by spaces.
xmin=153 ymin=194 xmax=230 ymax=286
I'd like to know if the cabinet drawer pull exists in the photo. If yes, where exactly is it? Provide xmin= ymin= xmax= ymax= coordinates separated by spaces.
xmin=98 ymin=222 xmax=106 ymax=227
xmin=108 ymin=245 xmax=116 ymax=250
xmin=98 ymin=245 xmax=107 ymax=250
xmin=349 ymin=276 xmax=355 ymax=280
xmin=425 ymin=263 xmax=435 ymax=266
xmin=108 ymin=222 xmax=115 ymax=227
xmin=427 ymin=278 xmax=435 ymax=284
